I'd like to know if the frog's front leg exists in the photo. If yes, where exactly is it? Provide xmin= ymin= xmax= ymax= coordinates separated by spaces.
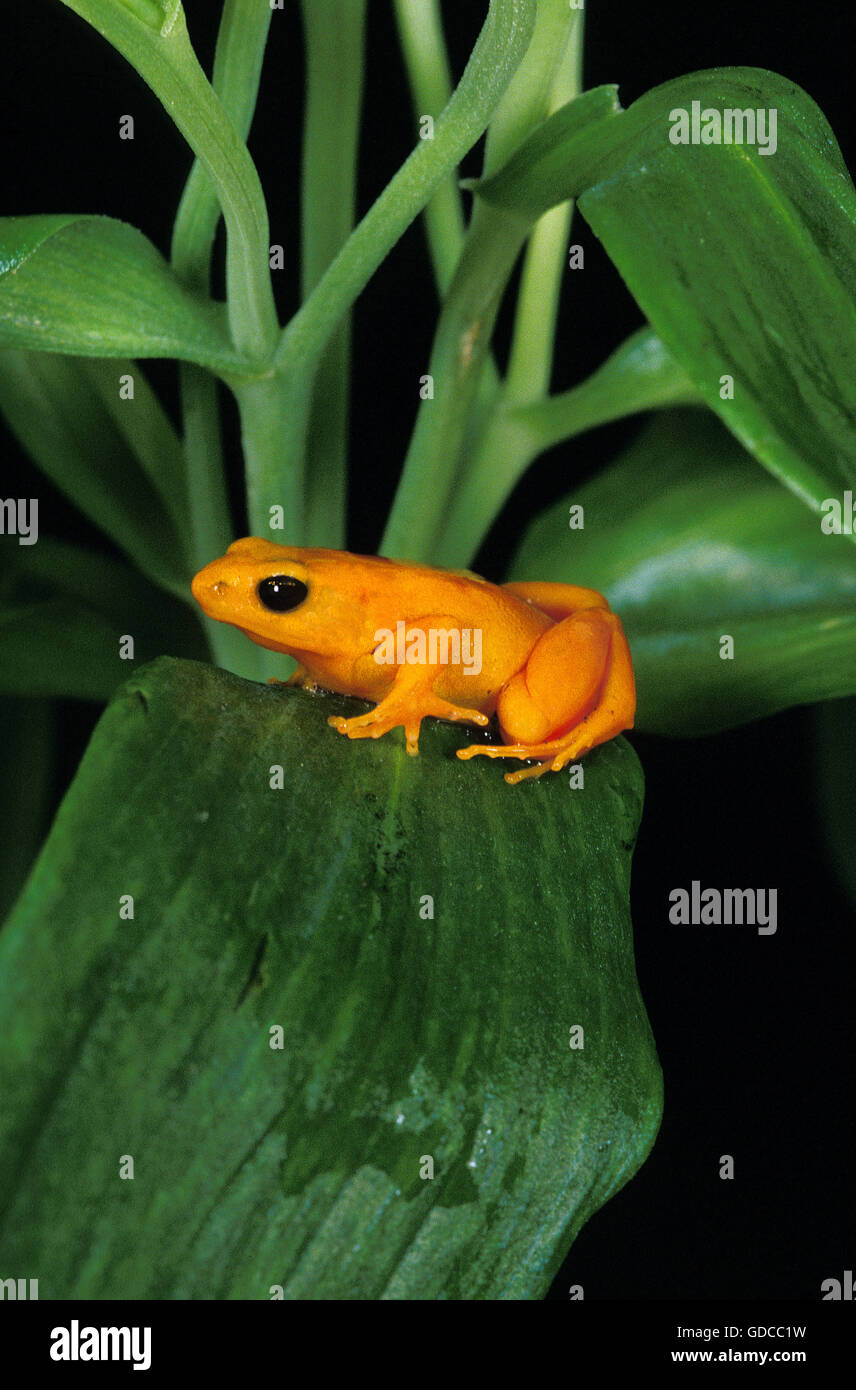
xmin=328 ymin=615 xmax=490 ymax=755
xmin=267 ymin=662 xmax=313 ymax=689
xmin=457 ymin=607 xmax=634 ymax=784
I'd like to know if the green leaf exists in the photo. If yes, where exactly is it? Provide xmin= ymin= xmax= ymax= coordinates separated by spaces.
xmin=476 ymin=69 xmax=856 ymax=520
xmin=0 ymin=600 xmax=131 ymax=701
xmin=1 ymin=536 xmax=180 ymax=624
xmin=0 ymin=539 xmax=207 ymax=699
xmin=0 ymin=348 xmax=187 ymax=593
xmin=58 ymin=0 xmax=278 ymax=357
xmin=0 ymin=698 xmax=53 ymax=922
xmin=511 ymin=410 xmax=856 ymax=736
xmin=465 ymin=81 xmax=621 ymax=215
xmin=0 ymin=658 xmax=660 ymax=1299
xmin=380 ymin=84 xmax=621 ymax=564
xmin=0 ymin=216 xmax=248 ymax=375
xmin=511 ymin=326 xmax=702 ymax=452
xmin=299 ymin=0 xmax=367 ymax=548
xmin=74 ymin=356 xmax=189 ymax=533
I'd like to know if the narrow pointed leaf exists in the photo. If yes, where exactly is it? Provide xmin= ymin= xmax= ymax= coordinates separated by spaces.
xmin=511 ymin=326 xmax=702 ymax=452
xmin=0 ymin=349 xmax=186 ymax=591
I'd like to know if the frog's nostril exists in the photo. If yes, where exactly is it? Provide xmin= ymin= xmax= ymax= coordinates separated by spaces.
xmin=191 ymin=568 xmax=232 ymax=606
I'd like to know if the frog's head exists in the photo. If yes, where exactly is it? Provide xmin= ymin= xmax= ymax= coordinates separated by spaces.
xmin=191 ymin=537 xmax=365 ymax=657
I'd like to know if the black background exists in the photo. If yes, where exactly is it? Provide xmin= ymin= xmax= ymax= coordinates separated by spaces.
xmin=1 ymin=0 xmax=854 ymax=1301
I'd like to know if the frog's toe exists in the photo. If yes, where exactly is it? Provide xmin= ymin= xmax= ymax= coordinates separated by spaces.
xmin=457 ymin=740 xmax=523 ymax=761
xmin=503 ymin=759 xmax=550 ymax=785
xmin=426 ymin=697 xmax=489 ymax=727
xmin=329 ymin=715 xmax=369 ymax=740
xmin=328 ymin=710 xmax=377 ymax=735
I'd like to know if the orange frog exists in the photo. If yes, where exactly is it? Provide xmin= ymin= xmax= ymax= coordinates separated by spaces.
xmin=192 ymin=540 xmax=635 ymax=784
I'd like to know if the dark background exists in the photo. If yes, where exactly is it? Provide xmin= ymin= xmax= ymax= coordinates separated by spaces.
xmin=1 ymin=0 xmax=854 ymax=1300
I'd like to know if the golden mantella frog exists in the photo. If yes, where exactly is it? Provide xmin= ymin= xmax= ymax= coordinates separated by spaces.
xmin=191 ymin=539 xmax=635 ymax=785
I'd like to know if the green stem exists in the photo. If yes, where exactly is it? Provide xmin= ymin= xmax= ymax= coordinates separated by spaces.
xmin=178 ymin=362 xmax=258 ymax=676
xmin=176 ymin=367 xmax=230 ymax=567
xmin=393 ymin=0 xmax=504 ymax=430
xmin=504 ymin=12 xmax=584 ymax=400
xmin=481 ymin=0 xmax=582 ymax=177
xmin=232 ymin=370 xmax=311 ymax=681
xmin=381 ymin=0 xmax=587 ymax=564
xmin=300 ymin=0 xmax=367 ymax=549
xmin=380 ymin=203 xmax=530 ymax=561
xmin=171 ymin=0 xmax=273 ymax=294
xmin=168 ymin=0 xmax=273 ymax=676
xmin=430 ymin=8 xmax=585 ymax=572
xmin=235 ymin=373 xmax=311 ymax=545
xmin=61 ymin=0 xmax=278 ymax=360
xmin=274 ymin=0 xmax=536 ymax=382
xmin=432 ymin=412 xmax=535 ymax=570
xmin=392 ymin=0 xmax=466 ymax=295
xmin=261 ymin=0 xmax=535 ymax=547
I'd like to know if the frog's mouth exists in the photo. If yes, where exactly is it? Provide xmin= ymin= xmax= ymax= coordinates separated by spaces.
xmin=236 ymin=627 xmax=305 ymax=656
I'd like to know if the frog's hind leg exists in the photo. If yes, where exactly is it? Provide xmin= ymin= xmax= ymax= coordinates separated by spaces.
xmin=328 ymin=615 xmax=490 ymax=755
xmin=501 ymin=580 xmax=610 ymax=621
xmin=457 ymin=608 xmax=635 ymax=784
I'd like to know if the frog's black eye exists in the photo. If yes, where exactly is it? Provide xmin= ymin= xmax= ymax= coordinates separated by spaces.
xmin=257 ymin=575 xmax=308 ymax=613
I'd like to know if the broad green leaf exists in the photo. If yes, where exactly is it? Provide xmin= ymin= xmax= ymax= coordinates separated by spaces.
xmin=0 ymin=349 xmax=186 ymax=592
xmin=0 ymin=216 xmax=249 ymax=375
xmin=0 ymin=658 xmax=660 ymax=1299
xmin=476 ymin=69 xmax=856 ymax=521
xmin=511 ymin=410 xmax=856 ymax=736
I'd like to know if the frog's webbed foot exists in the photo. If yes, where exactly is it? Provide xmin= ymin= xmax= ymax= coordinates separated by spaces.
xmin=457 ymin=735 xmax=589 ymax=785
